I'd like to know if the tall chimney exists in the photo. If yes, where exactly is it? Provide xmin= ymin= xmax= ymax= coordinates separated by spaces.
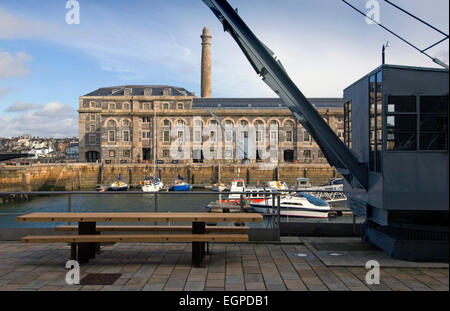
xmin=201 ymin=27 xmax=212 ymax=98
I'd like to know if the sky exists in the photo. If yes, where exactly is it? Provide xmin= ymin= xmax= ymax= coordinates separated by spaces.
xmin=0 ymin=0 xmax=448 ymax=138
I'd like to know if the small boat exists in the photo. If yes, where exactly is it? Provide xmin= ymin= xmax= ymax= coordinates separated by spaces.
xmin=108 ymin=174 xmax=128 ymax=191
xmin=267 ymin=181 xmax=290 ymax=193
xmin=221 ymin=179 xmax=271 ymax=205
xmin=295 ymin=177 xmax=312 ymax=190
xmin=171 ymin=181 xmax=191 ymax=191
xmin=141 ymin=176 xmax=164 ymax=192
xmin=212 ymin=183 xmax=227 ymax=192
xmin=250 ymin=192 xmax=330 ymax=218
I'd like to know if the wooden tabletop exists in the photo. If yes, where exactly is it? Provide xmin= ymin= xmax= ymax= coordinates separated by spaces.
xmin=16 ymin=212 xmax=263 ymax=223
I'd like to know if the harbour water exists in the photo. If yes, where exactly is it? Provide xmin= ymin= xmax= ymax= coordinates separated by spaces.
xmin=0 ymin=191 xmax=360 ymax=228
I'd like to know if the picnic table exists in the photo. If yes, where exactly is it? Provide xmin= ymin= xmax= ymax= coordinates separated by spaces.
xmin=17 ymin=212 xmax=263 ymax=266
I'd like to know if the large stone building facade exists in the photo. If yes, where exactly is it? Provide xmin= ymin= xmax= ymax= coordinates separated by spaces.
xmin=78 ymin=27 xmax=344 ymax=165
xmin=78 ymin=88 xmax=344 ymax=165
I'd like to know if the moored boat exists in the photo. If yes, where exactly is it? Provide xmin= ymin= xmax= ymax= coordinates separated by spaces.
xmin=107 ymin=174 xmax=128 ymax=191
xmin=141 ymin=176 xmax=164 ymax=192
xmin=250 ymin=192 xmax=330 ymax=218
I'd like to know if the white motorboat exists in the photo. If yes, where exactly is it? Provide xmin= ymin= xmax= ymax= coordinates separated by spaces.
xmin=108 ymin=180 xmax=128 ymax=191
xmin=212 ymin=183 xmax=227 ymax=192
xmin=295 ymin=177 xmax=312 ymax=190
xmin=141 ymin=176 xmax=164 ymax=192
xmin=250 ymin=192 xmax=330 ymax=218
xmin=267 ymin=181 xmax=290 ymax=193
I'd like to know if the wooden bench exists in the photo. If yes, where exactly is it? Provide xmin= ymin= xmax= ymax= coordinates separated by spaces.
xmin=17 ymin=212 xmax=263 ymax=267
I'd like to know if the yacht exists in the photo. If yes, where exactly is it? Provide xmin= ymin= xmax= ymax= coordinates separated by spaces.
xmin=141 ymin=176 xmax=164 ymax=192
xmin=108 ymin=175 xmax=128 ymax=191
xmin=221 ymin=179 xmax=273 ymax=205
xmin=250 ymin=192 xmax=330 ymax=218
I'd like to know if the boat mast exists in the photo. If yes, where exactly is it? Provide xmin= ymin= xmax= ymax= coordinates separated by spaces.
xmin=153 ymin=103 xmax=157 ymax=176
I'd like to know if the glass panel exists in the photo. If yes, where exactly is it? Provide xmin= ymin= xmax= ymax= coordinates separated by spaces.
xmin=387 ymin=96 xmax=416 ymax=113
xmin=386 ymin=115 xmax=417 ymax=151
xmin=420 ymin=96 xmax=448 ymax=114
xmin=420 ymin=115 xmax=448 ymax=150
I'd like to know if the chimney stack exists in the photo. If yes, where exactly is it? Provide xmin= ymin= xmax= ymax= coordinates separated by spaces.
xmin=201 ymin=27 xmax=212 ymax=98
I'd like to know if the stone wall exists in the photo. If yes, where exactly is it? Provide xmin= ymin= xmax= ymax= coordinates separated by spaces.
xmin=0 ymin=163 xmax=339 ymax=192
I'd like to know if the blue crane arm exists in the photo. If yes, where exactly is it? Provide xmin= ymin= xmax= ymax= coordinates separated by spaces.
xmin=202 ymin=0 xmax=369 ymax=191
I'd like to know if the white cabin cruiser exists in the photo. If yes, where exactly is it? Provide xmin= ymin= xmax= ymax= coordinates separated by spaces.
xmin=141 ymin=176 xmax=164 ymax=192
xmin=250 ymin=192 xmax=330 ymax=218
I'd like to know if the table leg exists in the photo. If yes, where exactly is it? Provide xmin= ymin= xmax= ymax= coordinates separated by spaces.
xmin=192 ymin=222 xmax=206 ymax=267
xmin=78 ymin=222 xmax=96 ymax=263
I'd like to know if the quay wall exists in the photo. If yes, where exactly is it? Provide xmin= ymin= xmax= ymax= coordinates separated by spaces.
xmin=0 ymin=163 xmax=338 ymax=192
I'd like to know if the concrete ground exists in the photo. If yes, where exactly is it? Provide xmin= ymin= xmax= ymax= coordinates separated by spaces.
xmin=0 ymin=238 xmax=448 ymax=291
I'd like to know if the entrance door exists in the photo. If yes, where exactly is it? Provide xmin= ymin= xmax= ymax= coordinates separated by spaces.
xmin=142 ymin=148 xmax=151 ymax=161
xmin=283 ymin=150 xmax=294 ymax=163
xmin=85 ymin=151 xmax=100 ymax=163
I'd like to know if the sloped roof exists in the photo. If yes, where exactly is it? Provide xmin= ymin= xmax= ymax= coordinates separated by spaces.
xmin=192 ymin=97 xmax=343 ymax=109
xmin=84 ymin=85 xmax=195 ymax=97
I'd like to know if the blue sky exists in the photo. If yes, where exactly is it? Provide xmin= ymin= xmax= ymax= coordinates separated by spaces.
xmin=0 ymin=0 xmax=448 ymax=138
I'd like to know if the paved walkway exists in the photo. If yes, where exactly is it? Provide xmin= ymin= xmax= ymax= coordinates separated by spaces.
xmin=0 ymin=241 xmax=448 ymax=291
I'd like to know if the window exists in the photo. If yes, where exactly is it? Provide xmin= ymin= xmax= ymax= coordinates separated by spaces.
xmin=419 ymin=96 xmax=448 ymax=150
xmin=386 ymin=96 xmax=417 ymax=151
xmin=123 ymin=150 xmax=131 ymax=158
xmin=163 ymin=120 xmax=171 ymax=127
xmin=109 ymin=103 xmax=115 ymax=110
xmin=163 ymin=150 xmax=170 ymax=158
xmin=122 ymin=120 xmax=131 ymax=127
xmin=109 ymin=150 xmax=115 ymax=158
xmin=210 ymin=131 xmax=216 ymax=142
xmin=177 ymin=120 xmax=185 ymax=126
xmin=142 ymin=117 xmax=151 ymax=123
xmin=89 ymin=135 xmax=96 ymax=145
xmin=90 ymin=124 xmax=96 ymax=132
xmin=143 ymin=103 xmax=150 ymax=110
xmin=177 ymin=103 xmax=183 ymax=110
xmin=286 ymin=131 xmax=293 ymax=142
xmin=344 ymin=101 xmax=352 ymax=148
xmin=123 ymin=103 xmax=130 ymax=110
xmin=303 ymin=131 xmax=309 ymax=142
xmin=163 ymin=130 xmax=170 ymax=142
xmin=256 ymin=131 xmax=262 ymax=142
xmin=318 ymin=150 xmax=325 ymax=158
xmin=303 ymin=150 xmax=311 ymax=159
xmin=240 ymin=120 xmax=248 ymax=127
xmin=255 ymin=120 xmax=264 ymax=127
xmin=90 ymin=114 xmax=96 ymax=121
xmin=144 ymin=88 xmax=152 ymax=96
xmin=194 ymin=131 xmax=202 ymax=142
xmin=224 ymin=120 xmax=233 ymax=127
xmin=124 ymin=88 xmax=131 ymax=96
xmin=142 ymin=131 xmax=150 ymax=139
xmin=123 ymin=130 xmax=130 ymax=142
xmin=90 ymin=101 xmax=95 ymax=108
xmin=108 ymin=120 xmax=116 ymax=128
xmin=270 ymin=120 xmax=279 ymax=129
xmin=178 ymin=131 xmax=184 ymax=142
xmin=108 ymin=131 xmax=115 ymax=142
xmin=163 ymin=103 xmax=169 ymax=109
xmin=83 ymin=102 xmax=89 ymax=108
xmin=369 ymin=71 xmax=383 ymax=172
xmin=225 ymin=130 xmax=233 ymax=142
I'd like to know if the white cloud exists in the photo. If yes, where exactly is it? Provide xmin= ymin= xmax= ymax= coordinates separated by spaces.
xmin=0 ymin=102 xmax=77 ymax=138
xmin=4 ymin=101 xmax=38 ymax=112
xmin=0 ymin=50 xmax=32 ymax=78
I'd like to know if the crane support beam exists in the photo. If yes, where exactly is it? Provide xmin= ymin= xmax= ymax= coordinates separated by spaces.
xmin=202 ymin=0 xmax=369 ymax=190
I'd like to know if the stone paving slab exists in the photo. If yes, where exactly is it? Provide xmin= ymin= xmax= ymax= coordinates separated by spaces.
xmin=0 ymin=241 xmax=447 ymax=291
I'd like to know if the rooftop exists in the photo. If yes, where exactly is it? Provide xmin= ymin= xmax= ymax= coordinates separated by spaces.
xmin=84 ymin=85 xmax=196 ymax=97
xmin=193 ymin=98 xmax=344 ymax=109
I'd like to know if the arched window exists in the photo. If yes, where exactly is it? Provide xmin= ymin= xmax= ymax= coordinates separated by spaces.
xmin=108 ymin=120 xmax=117 ymax=128
xmin=285 ymin=120 xmax=294 ymax=128
xmin=270 ymin=120 xmax=279 ymax=128
xmin=177 ymin=120 xmax=185 ymax=126
xmin=240 ymin=120 xmax=248 ymax=127
xmin=255 ymin=120 xmax=264 ymax=127
xmin=123 ymin=103 xmax=130 ymax=110
xmin=109 ymin=102 xmax=116 ymax=110
xmin=122 ymin=120 xmax=131 ymax=127
xmin=177 ymin=103 xmax=183 ymax=110
xmin=143 ymin=103 xmax=150 ymax=110
xmin=163 ymin=120 xmax=171 ymax=127
xmin=163 ymin=103 xmax=169 ymax=109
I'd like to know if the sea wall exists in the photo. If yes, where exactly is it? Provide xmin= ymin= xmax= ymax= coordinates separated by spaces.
xmin=0 ymin=163 xmax=338 ymax=192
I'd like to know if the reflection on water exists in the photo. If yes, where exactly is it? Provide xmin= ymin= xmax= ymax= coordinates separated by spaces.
xmin=0 ymin=192 xmax=360 ymax=228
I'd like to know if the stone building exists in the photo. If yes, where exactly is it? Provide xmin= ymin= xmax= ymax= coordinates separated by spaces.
xmin=78 ymin=27 xmax=344 ymax=164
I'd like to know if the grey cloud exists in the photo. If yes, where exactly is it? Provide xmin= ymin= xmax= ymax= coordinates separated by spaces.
xmin=0 ymin=50 xmax=32 ymax=78
xmin=5 ymin=101 xmax=38 ymax=112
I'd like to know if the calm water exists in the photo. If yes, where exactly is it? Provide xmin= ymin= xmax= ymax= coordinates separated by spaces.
xmin=0 ymin=192 xmax=360 ymax=228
